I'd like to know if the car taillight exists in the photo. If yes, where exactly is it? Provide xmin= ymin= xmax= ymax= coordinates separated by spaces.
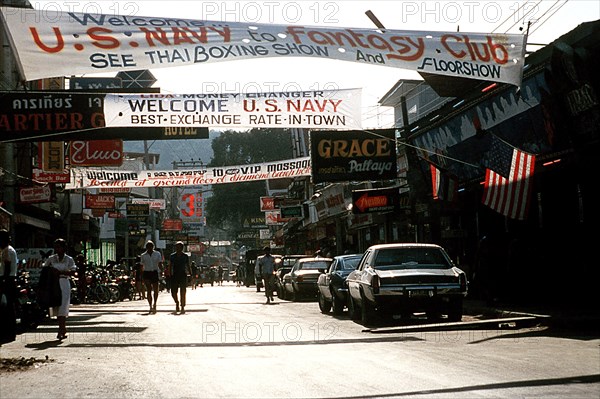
xmin=459 ymin=273 xmax=467 ymax=292
xmin=372 ymin=275 xmax=380 ymax=294
xmin=297 ymin=275 xmax=303 ymax=282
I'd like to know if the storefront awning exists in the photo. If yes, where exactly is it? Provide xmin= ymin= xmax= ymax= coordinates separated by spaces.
xmin=14 ymin=213 xmax=51 ymax=230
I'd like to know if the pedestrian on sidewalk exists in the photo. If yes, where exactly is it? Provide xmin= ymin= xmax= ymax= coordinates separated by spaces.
xmin=44 ymin=238 xmax=77 ymax=340
xmin=134 ymin=256 xmax=145 ymax=300
xmin=140 ymin=240 xmax=163 ymax=314
xmin=169 ymin=241 xmax=191 ymax=314
xmin=0 ymin=229 xmax=18 ymax=344
xmin=257 ymin=246 xmax=276 ymax=304
xmin=190 ymin=261 xmax=198 ymax=289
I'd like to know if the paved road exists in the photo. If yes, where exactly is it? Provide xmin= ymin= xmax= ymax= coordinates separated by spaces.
xmin=1 ymin=283 xmax=599 ymax=398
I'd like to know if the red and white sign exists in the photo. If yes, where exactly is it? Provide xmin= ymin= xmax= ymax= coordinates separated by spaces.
xmin=32 ymin=168 xmax=70 ymax=183
xmin=163 ymin=219 xmax=183 ymax=231
xmin=260 ymin=197 xmax=275 ymax=212
xmin=265 ymin=210 xmax=284 ymax=225
xmin=67 ymin=157 xmax=311 ymax=189
xmin=99 ymin=187 xmax=131 ymax=194
xmin=85 ymin=194 xmax=115 ymax=209
xmin=131 ymin=198 xmax=166 ymax=210
xmin=1 ymin=8 xmax=526 ymax=86
xmin=91 ymin=208 xmax=106 ymax=217
xmin=103 ymin=89 xmax=362 ymax=129
xmin=19 ymin=186 xmax=51 ymax=204
xmin=179 ymin=190 xmax=204 ymax=222
xmin=108 ymin=212 xmax=125 ymax=219
xmin=69 ymin=140 xmax=123 ymax=167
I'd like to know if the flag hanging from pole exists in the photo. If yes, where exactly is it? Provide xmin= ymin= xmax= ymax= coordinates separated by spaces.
xmin=430 ymin=164 xmax=458 ymax=202
xmin=482 ymin=135 xmax=536 ymax=220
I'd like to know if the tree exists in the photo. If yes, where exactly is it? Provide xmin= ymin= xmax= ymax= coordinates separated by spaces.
xmin=205 ymin=128 xmax=293 ymax=235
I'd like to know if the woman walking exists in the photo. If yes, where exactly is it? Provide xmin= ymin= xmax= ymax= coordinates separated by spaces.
xmin=44 ymin=238 xmax=77 ymax=340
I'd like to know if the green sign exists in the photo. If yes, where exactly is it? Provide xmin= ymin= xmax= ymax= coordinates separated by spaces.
xmin=280 ymin=206 xmax=303 ymax=218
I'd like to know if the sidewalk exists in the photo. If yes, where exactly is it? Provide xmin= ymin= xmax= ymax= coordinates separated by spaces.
xmin=463 ymin=298 xmax=600 ymax=333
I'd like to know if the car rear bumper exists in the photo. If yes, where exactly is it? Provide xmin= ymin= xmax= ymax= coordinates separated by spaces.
xmin=294 ymin=281 xmax=319 ymax=295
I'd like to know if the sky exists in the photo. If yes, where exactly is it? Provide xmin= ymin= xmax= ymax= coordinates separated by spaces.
xmin=28 ymin=0 xmax=600 ymax=128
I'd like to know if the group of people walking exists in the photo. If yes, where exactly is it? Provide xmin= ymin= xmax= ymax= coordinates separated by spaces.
xmin=138 ymin=240 xmax=191 ymax=315
xmin=1 ymin=232 xmax=250 ymax=342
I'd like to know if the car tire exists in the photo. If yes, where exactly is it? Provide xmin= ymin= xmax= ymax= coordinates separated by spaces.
xmin=290 ymin=287 xmax=297 ymax=302
xmin=281 ymin=285 xmax=288 ymax=300
xmin=360 ymin=292 xmax=376 ymax=326
xmin=276 ymin=284 xmax=283 ymax=299
xmin=347 ymin=294 xmax=360 ymax=321
xmin=331 ymin=290 xmax=344 ymax=315
xmin=447 ymin=298 xmax=463 ymax=322
xmin=318 ymin=292 xmax=331 ymax=313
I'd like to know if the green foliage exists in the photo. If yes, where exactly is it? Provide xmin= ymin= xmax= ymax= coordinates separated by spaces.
xmin=205 ymin=128 xmax=293 ymax=233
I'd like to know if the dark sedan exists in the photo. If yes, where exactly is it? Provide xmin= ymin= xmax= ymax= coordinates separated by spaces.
xmin=282 ymin=257 xmax=333 ymax=301
xmin=317 ymin=254 xmax=362 ymax=314
xmin=346 ymin=243 xmax=468 ymax=325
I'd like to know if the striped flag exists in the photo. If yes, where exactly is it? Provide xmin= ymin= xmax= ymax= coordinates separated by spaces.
xmin=482 ymin=135 xmax=536 ymax=220
xmin=430 ymin=164 xmax=458 ymax=202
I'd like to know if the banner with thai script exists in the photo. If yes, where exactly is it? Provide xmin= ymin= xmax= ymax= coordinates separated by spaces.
xmin=1 ymin=7 xmax=526 ymax=86
xmin=66 ymin=157 xmax=311 ymax=189
xmin=0 ymin=91 xmax=209 ymax=142
xmin=103 ymin=89 xmax=361 ymax=129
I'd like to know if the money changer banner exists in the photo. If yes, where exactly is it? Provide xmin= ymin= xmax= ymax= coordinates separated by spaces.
xmin=67 ymin=157 xmax=311 ymax=189
xmin=103 ymin=88 xmax=361 ymax=129
xmin=1 ymin=7 xmax=526 ymax=86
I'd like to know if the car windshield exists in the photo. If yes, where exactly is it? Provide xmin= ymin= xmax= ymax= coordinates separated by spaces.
xmin=299 ymin=261 xmax=331 ymax=270
xmin=342 ymin=257 xmax=361 ymax=270
xmin=373 ymin=248 xmax=451 ymax=270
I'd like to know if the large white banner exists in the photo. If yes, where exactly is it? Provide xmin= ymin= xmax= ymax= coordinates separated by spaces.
xmin=104 ymin=89 xmax=361 ymax=129
xmin=67 ymin=157 xmax=311 ymax=189
xmin=1 ymin=7 xmax=526 ymax=86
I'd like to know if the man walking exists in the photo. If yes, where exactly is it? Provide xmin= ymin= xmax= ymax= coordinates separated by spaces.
xmin=141 ymin=240 xmax=163 ymax=314
xmin=257 ymin=246 xmax=276 ymax=304
xmin=169 ymin=241 xmax=191 ymax=314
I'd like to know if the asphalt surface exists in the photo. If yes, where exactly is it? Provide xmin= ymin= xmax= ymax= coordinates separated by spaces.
xmin=1 ymin=284 xmax=598 ymax=398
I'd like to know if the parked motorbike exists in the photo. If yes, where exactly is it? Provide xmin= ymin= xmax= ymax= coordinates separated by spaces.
xmin=14 ymin=270 xmax=46 ymax=332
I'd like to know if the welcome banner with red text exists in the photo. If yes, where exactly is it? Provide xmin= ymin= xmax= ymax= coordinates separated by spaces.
xmin=1 ymin=7 xmax=526 ymax=86
xmin=66 ymin=157 xmax=311 ymax=189
xmin=103 ymin=89 xmax=361 ymax=129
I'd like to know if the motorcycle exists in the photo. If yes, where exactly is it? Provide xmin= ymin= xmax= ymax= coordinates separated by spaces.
xmin=14 ymin=270 xmax=46 ymax=332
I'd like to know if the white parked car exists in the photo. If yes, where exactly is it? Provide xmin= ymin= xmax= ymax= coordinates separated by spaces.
xmin=346 ymin=243 xmax=468 ymax=325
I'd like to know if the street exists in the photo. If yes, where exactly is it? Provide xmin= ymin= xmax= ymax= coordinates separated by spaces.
xmin=2 ymin=283 xmax=599 ymax=398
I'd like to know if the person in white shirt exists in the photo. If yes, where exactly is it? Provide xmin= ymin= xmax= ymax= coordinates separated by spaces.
xmin=140 ymin=240 xmax=163 ymax=314
xmin=257 ymin=246 xmax=277 ymax=304
xmin=1 ymin=229 xmax=18 ymax=343
xmin=44 ymin=238 xmax=77 ymax=340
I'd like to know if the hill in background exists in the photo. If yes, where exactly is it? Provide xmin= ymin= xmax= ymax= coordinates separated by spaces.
xmin=123 ymin=131 xmax=220 ymax=170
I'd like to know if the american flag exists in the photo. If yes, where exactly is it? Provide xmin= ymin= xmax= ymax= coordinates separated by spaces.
xmin=482 ymin=136 xmax=536 ymax=220
xmin=430 ymin=164 xmax=458 ymax=202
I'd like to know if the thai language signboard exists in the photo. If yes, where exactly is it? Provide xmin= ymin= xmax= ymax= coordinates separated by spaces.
xmin=1 ymin=90 xmax=360 ymax=139
xmin=1 ymin=7 xmax=526 ymax=86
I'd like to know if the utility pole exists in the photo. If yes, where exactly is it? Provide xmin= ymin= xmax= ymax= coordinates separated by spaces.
xmin=143 ymin=140 xmax=156 ymax=243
